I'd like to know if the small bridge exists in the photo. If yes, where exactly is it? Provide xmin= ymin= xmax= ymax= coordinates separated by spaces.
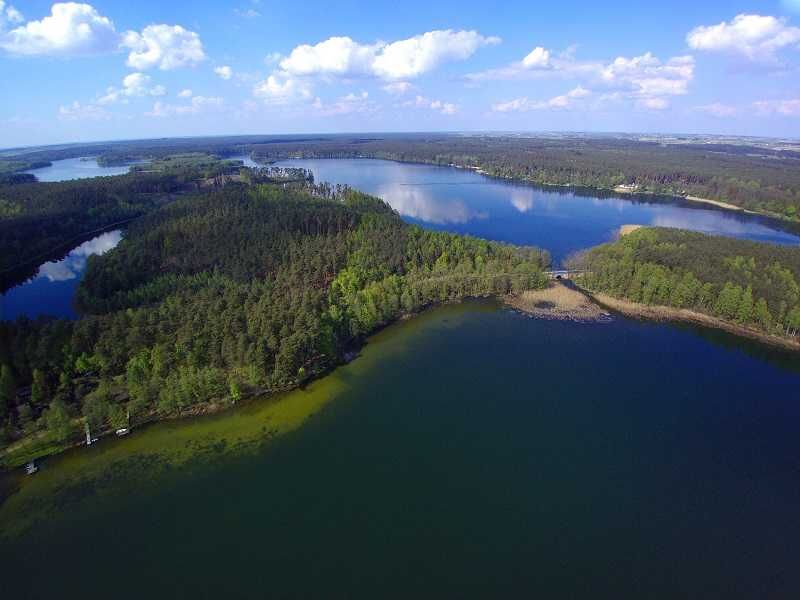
xmin=544 ymin=269 xmax=588 ymax=280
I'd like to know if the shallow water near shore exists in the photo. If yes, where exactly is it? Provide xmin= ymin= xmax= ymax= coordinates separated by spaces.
xmin=2 ymin=299 xmax=799 ymax=598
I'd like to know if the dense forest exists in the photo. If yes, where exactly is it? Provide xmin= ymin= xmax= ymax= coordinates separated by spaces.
xmin=573 ymin=227 xmax=800 ymax=338
xmin=0 ymin=178 xmax=548 ymax=463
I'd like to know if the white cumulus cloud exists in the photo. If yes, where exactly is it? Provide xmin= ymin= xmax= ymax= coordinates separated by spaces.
xmin=492 ymin=86 xmax=590 ymax=112
xmin=0 ymin=1 xmax=23 ymax=30
xmin=313 ymin=91 xmax=376 ymax=116
xmin=687 ymin=14 xmax=800 ymax=62
xmin=372 ymin=30 xmax=501 ymax=79
xmin=178 ymin=88 xmax=193 ymax=98
xmin=469 ymin=46 xmax=692 ymax=112
xmin=0 ymin=2 xmax=118 ymax=56
xmin=58 ymin=100 xmax=110 ymax=120
xmin=122 ymin=24 xmax=205 ymax=70
xmin=522 ymin=46 xmax=550 ymax=68
xmin=403 ymin=95 xmax=458 ymax=115
xmin=146 ymin=95 xmax=223 ymax=117
xmin=97 ymin=72 xmax=166 ymax=104
xmin=253 ymin=74 xmax=313 ymax=104
xmin=279 ymin=36 xmax=378 ymax=77
xmin=382 ymin=81 xmax=414 ymax=94
xmin=279 ymin=29 xmax=499 ymax=80
xmin=214 ymin=65 xmax=233 ymax=80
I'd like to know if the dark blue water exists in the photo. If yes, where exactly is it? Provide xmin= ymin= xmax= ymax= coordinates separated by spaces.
xmin=2 ymin=301 xmax=799 ymax=598
xmin=275 ymin=158 xmax=800 ymax=264
xmin=23 ymin=157 xmax=132 ymax=181
xmin=1 ymin=230 xmax=122 ymax=320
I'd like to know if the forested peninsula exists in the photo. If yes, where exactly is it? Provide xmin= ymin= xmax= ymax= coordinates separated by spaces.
xmin=0 ymin=169 xmax=549 ymax=467
xmin=572 ymin=227 xmax=800 ymax=348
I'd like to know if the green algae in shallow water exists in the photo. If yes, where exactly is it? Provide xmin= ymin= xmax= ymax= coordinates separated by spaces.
xmin=0 ymin=301 xmax=488 ymax=540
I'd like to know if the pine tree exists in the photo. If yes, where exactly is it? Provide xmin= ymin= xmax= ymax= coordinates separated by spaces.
xmin=736 ymin=286 xmax=754 ymax=324
xmin=714 ymin=283 xmax=742 ymax=320
xmin=753 ymin=298 xmax=773 ymax=332
xmin=31 ymin=369 xmax=51 ymax=407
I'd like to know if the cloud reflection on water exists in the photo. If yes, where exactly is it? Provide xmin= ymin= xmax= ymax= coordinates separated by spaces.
xmin=375 ymin=183 xmax=486 ymax=224
xmin=509 ymin=189 xmax=534 ymax=213
xmin=36 ymin=230 xmax=123 ymax=282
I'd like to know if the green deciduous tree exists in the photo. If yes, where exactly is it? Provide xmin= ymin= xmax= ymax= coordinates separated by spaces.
xmin=44 ymin=399 xmax=73 ymax=442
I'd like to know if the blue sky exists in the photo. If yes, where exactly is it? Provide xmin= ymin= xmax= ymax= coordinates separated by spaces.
xmin=2 ymin=0 xmax=800 ymax=147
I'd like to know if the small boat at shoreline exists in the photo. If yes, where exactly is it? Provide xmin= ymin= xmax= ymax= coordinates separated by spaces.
xmin=115 ymin=428 xmax=130 ymax=437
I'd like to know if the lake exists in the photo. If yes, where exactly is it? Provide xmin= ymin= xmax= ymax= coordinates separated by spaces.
xmin=6 ymin=157 xmax=799 ymax=321
xmin=1 ymin=300 xmax=799 ymax=598
xmin=0 ymin=230 xmax=122 ymax=320
xmin=274 ymin=158 xmax=800 ymax=264
xmin=2 ymin=158 xmax=800 ymax=597
xmin=24 ymin=157 xmax=133 ymax=181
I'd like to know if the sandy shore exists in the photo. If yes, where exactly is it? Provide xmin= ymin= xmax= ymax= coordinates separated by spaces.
xmin=684 ymin=195 xmax=758 ymax=214
xmin=506 ymin=282 xmax=610 ymax=321
xmin=611 ymin=185 xmax=759 ymax=215
xmin=590 ymin=291 xmax=800 ymax=351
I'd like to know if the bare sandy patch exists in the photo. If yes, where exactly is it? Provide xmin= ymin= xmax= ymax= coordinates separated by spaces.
xmin=619 ymin=224 xmax=643 ymax=237
xmin=684 ymin=195 xmax=759 ymax=214
xmin=506 ymin=282 xmax=609 ymax=321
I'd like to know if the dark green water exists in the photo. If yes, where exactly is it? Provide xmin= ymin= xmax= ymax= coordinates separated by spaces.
xmin=2 ymin=301 xmax=799 ymax=598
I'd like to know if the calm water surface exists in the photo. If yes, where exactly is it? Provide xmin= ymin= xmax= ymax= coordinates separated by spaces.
xmin=275 ymin=158 xmax=800 ymax=264
xmin=1 ymin=301 xmax=799 ymax=598
xmin=24 ymin=157 xmax=132 ymax=181
xmin=1 ymin=230 xmax=122 ymax=320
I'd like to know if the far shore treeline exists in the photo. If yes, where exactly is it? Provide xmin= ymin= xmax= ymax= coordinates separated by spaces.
xmin=3 ymin=133 xmax=800 ymax=221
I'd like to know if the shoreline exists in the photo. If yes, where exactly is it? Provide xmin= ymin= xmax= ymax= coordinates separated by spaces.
xmin=380 ymin=156 xmax=796 ymax=224
xmin=268 ymin=154 xmax=797 ymax=224
xmin=612 ymin=186 xmax=760 ymax=214
xmin=459 ymin=163 xmax=790 ymax=222
xmin=0 ymin=297 xmax=487 ymax=471
xmin=587 ymin=290 xmax=800 ymax=352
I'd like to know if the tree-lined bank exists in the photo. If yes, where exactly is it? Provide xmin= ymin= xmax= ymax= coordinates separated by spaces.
xmin=0 ymin=176 xmax=548 ymax=466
